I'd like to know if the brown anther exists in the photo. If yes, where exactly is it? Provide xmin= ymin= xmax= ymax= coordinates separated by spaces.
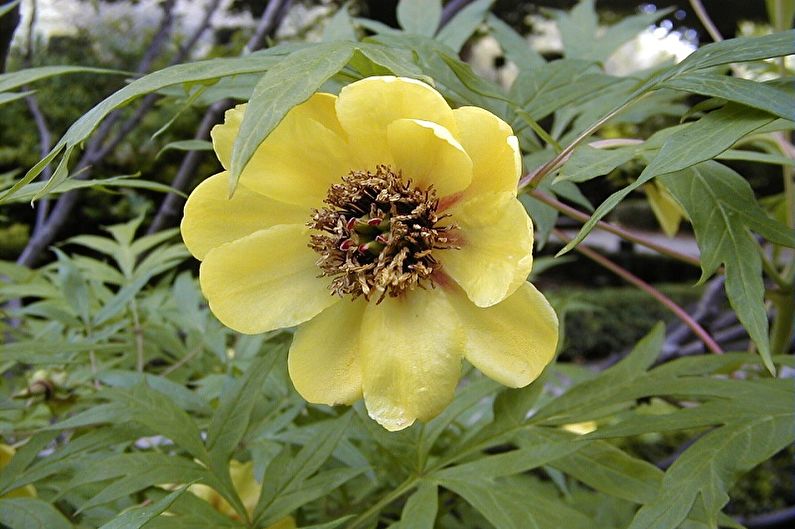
xmin=308 ymin=165 xmax=458 ymax=301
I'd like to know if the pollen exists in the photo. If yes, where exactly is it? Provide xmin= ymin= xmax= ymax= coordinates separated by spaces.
xmin=308 ymin=165 xmax=457 ymax=302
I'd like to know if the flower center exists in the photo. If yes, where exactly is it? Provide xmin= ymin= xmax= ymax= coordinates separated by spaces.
xmin=308 ymin=165 xmax=457 ymax=302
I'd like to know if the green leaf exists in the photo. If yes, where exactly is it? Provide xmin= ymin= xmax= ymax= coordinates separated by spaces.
xmin=1 ymin=174 xmax=182 ymax=203
xmin=554 ymin=144 xmax=638 ymax=184
xmin=299 ymin=518 xmax=355 ymax=529
xmin=323 ymin=2 xmax=357 ymax=42
xmin=54 ymin=250 xmax=91 ymax=325
xmin=106 ymin=384 xmax=208 ymax=462
xmin=432 ymin=427 xmax=578 ymax=482
xmin=662 ymin=73 xmax=795 ymax=121
xmin=661 ymin=161 xmax=794 ymax=373
xmin=717 ymin=148 xmax=795 ymax=166
xmin=0 ymin=65 xmax=128 ymax=93
xmin=554 ymin=0 xmax=670 ymax=62
xmin=98 ymin=371 xmax=210 ymax=414
xmin=0 ymin=51 xmax=286 ymax=203
xmin=435 ymin=0 xmax=494 ymax=52
xmin=766 ymin=0 xmax=795 ymax=30
xmin=354 ymin=43 xmax=430 ymax=82
xmin=418 ymin=378 xmax=499 ymax=459
xmin=71 ymin=454 xmax=214 ymax=513
xmin=206 ymin=354 xmax=278 ymax=466
xmin=0 ymin=90 xmax=33 ymax=106
xmin=0 ymin=0 xmax=20 ymax=18
xmin=628 ymin=397 xmax=795 ymax=529
xmin=560 ymin=103 xmax=776 ymax=256
xmin=254 ymin=414 xmax=352 ymax=524
xmin=398 ymin=482 xmax=437 ymax=529
xmin=492 ymin=377 xmax=546 ymax=428
xmin=229 ymin=42 xmax=354 ymax=193
xmin=92 ymin=273 xmax=153 ymax=326
xmin=97 ymin=484 xmax=189 ymax=529
xmin=533 ymin=323 xmax=664 ymax=425
xmin=510 ymin=60 xmax=616 ymax=122
xmin=156 ymin=139 xmax=213 ymax=159
xmin=397 ymin=0 xmax=442 ymax=36
xmin=6 ymin=427 xmax=142 ymax=493
xmin=486 ymin=14 xmax=545 ymax=71
xmin=536 ymin=431 xmax=663 ymax=504
xmin=438 ymin=478 xmax=542 ymax=529
xmin=143 ymin=491 xmax=245 ymax=529
xmin=0 ymin=498 xmax=72 ymax=529
xmin=676 ymin=29 xmax=795 ymax=72
xmin=0 ymin=432 xmax=59 ymax=495
xmin=259 ymin=468 xmax=365 ymax=526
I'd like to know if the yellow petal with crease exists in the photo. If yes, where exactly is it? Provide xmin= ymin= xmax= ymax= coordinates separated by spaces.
xmin=211 ymin=94 xmax=352 ymax=209
xmin=440 ymin=193 xmax=533 ymax=307
xmin=289 ymin=300 xmax=365 ymax=406
xmin=360 ymin=288 xmax=464 ymax=431
xmin=336 ymin=76 xmax=458 ymax=169
xmin=455 ymin=282 xmax=558 ymax=387
xmin=200 ymin=225 xmax=336 ymax=334
xmin=387 ymin=119 xmax=472 ymax=197
xmin=452 ymin=106 xmax=522 ymax=198
xmin=181 ymin=172 xmax=308 ymax=260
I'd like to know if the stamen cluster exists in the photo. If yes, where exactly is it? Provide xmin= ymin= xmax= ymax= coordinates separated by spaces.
xmin=309 ymin=165 xmax=456 ymax=302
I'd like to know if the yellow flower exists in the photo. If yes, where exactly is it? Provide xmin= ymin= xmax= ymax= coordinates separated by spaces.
xmin=181 ymin=76 xmax=559 ymax=431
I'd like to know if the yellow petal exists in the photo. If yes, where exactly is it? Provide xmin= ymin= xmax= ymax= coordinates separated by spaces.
xmin=455 ymin=282 xmax=558 ymax=387
xmin=387 ymin=119 xmax=472 ymax=197
xmin=181 ymin=172 xmax=308 ymax=260
xmin=452 ymin=106 xmax=522 ymax=199
xmin=212 ymin=94 xmax=352 ymax=209
xmin=288 ymin=300 xmax=365 ymax=406
xmin=439 ymin=193 xmax=533 ymax=307
xmin=360 ymin=288 xmax=464 ymax=431
xmin=336 ymin=76 xmax=458 ymax=169
xmin=200 ymin=225 xmax=337 ymax=334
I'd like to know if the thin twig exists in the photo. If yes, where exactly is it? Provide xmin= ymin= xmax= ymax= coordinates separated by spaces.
xmin=530 ymin=189 xmax=701 ymax=268
xmin=439 ymin=0 xmax=475 ymax=29
xmin=552 ymin=228 xmax=723 ymax=355
xmin=88 ymin=0 xmax=222 ymax=164
xmin=147 ymin=107 xmax=224 ymax=233
xmin=662 ymin=276 xmax=725 ymax=359
xmin=688 ymin=0 xmax=724 ymax=42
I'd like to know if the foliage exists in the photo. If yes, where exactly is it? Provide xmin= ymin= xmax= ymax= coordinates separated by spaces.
xmin=1 ymin=1 xmax=794 ymax=528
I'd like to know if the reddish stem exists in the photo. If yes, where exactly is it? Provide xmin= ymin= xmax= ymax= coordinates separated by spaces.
xmin=552 ymin=228 xmax=723 ymax=355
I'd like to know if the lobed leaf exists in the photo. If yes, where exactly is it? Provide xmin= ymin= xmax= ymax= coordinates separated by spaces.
xmin=396 ymin=0 xmax=442 ymax=36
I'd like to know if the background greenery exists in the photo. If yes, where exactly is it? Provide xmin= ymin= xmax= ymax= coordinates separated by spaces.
xmin=0 ymin=1 xmax=793 ymax=528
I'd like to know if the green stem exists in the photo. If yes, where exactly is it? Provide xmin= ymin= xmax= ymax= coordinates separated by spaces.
xmin=688 ymin=0 xmax=724 ymax=42
xmin=346 ymin=477 xmax=418 ymax=529
xmin=513 ymin=107 xmax=562 ymax=153
xmin=130 ymin=300 xmax=145 ymax=372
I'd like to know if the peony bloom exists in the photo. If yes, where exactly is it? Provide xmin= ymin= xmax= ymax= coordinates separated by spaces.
xmin=181 ymin=76 xmax=558 ymax=431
